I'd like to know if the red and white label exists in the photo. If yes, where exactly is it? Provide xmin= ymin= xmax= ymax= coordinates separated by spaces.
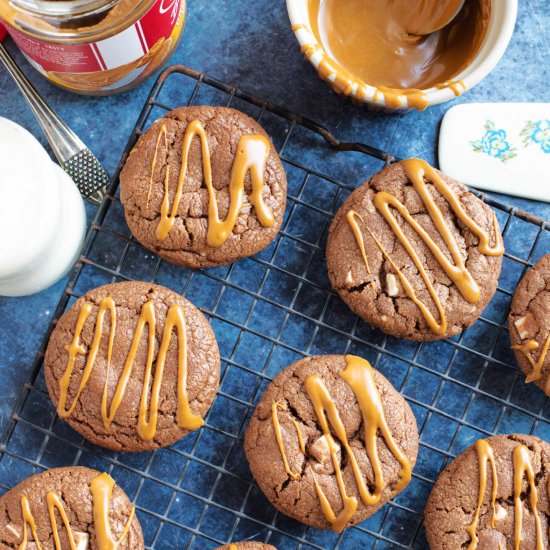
xmin=2 ymin=0 xmax=183 ymax=89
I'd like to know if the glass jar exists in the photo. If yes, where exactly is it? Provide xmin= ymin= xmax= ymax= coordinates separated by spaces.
xmin=0 ymin=0 xmax=186 ymax=95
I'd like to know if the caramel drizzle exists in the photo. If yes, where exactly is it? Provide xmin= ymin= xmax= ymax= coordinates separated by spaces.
xmin=466 ymin=439 xmax=498 ymax=550
xmin=149 ymin=120 xmax=275 ymax=247
xmin=468 ymin=441 xmax=544 ymax=550
xmin=59 ymin=296 xmax=203 ymax=442
xmin=271 ymin=401 xmax=306 ymax=480
xmin=18 ymin=472 xmax=134 ymax=550
xmin=513 ymin=444 xmax=543 ymax=550
xmin=512 ymin=331 xmax=550 ymax=390
xmin=345 ymin=210 xmax=376 ymax=292
xmin=347 ymin=158 xmax=504 ymax=335
xmin=272 ymin=355 xmax=411 ymax=532
xmin=436 ymin=79 xmax=467 ymax=97
xmin=90 ymin=473 xmax=136 ymax=550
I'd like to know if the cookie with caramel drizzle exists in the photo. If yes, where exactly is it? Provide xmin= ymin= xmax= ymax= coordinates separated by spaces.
xmin=425 ymin=434 xmax=550 ymax=550
xmin=327 ymin=159 xmax=503 ymax=341
xmin=44 ymin=281 xmax=220 ymax=452
xmin=120 ymin=106 xmax=287 ymax=268
xmin=509 ymin=253 xmax=550 ymax=396
xmin=0 ymin=466 xmax=143 ymax=549
xmin=244 ymin=354 xmax=418 ymax=532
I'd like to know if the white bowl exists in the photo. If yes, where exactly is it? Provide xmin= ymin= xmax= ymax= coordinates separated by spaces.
xmin=286 ymin=0 xmax=518 ymax=111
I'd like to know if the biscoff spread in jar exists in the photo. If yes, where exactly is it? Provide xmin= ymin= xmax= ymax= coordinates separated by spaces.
xmin=0 ymin=0 xmax=186 ymax=95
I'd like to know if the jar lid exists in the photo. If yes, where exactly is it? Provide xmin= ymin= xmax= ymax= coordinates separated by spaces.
xmin=0 ymin=117 xmax=61 ymax=280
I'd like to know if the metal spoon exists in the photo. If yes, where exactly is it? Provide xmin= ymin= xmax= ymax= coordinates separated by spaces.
xmin=0 ymin=27 xmax=109 ymax=205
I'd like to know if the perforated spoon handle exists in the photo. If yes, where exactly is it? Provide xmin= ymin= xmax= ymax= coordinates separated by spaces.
xmin=0 ymin=40 xmax=109 ymax=204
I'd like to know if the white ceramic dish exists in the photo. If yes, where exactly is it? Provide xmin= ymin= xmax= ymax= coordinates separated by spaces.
xmin=439 ymin=103 xmax=550 ymax=202
xmin=286 ymin=0 xmax=518 ymax=111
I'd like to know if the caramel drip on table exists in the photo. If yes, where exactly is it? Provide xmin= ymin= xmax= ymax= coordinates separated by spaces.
xmin=513 ymin=444 xmax=543 ymax=550
xmin=466 ymin=439 xmax=498 ymax=550
xmin=512 ymin=331 xmax=550 ymax=389
xmin=149 ymin=120 xmax=275 ymax=247
xmin=272 ymin=355 xmax=411 ymax=532
xmin=346 ymin=158 xmax=504 ymax=335
xmin=271 ymin=401 xmax=306 ymax=480
xmin=59 ymin=296 xmax=203 ymax=442
xmin=18 ymin=473 xmax=134 ymax=550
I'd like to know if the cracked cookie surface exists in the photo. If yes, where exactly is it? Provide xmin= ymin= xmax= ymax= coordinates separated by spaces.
xmin=425 ymin=434 xmax=550 ymax=550
xmin=44 ymin=281 xmax=220 ymax=452
xmin=326 ymin=162 xmax=502 ymax=341
xmin=244 ymin=355 xmax=418 ymax=531
xmin=0 ymin=466 xmax=143 ymax=549
xmin=509 ymin=254 xmax=550 ymax=395
xmin=119 ymin=106 xmax=287 ymax=268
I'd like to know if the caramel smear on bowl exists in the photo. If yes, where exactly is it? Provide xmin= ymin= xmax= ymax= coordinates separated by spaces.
xmin=306 ymin=0 xmax=490 ymax=110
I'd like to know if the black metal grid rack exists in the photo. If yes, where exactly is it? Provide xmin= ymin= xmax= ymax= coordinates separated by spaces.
xmin=1 ymin=64 xmax=549 ymax=549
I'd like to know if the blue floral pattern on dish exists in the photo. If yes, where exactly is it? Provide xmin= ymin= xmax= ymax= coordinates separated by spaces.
xmin=470 ymin=120 xmax=518 ymax=163
xmin=520 ymin=119 xmax=550 ymax=153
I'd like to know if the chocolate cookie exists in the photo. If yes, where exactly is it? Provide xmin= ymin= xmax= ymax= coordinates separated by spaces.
xmin=509 ymin=254 xmax=550 ymax=395
xmin=244 ymin=354 xmax=418 ymax=532
xmin=120 ymin=106 xmax=287 ymax=268
xmin=326 ymin=159 xmax=504 ymax=341
xmin=44 ymin=281 xmax=220 ymax=452
xmin=214 ymin=543 xmax=276 ymax=550
xmin=425 ymin=434 xmax=550 ymax=549
xmin=0 ymin=466 xmax=143 ymax=548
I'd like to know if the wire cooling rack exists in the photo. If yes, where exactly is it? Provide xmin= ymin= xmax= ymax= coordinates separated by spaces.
xmin=1 ymin=64 xmax=549 ymax=550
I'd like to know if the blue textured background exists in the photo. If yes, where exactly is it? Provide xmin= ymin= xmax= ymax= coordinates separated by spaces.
xmin=0 ymin=1 xmax=549 ymax=548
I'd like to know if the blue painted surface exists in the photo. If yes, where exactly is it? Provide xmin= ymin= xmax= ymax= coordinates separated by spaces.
xmin=0 ymin=1 xmax=549 ymax=548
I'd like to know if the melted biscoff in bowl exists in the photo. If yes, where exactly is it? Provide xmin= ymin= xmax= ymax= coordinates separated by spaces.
xmin=288 ymin=0 xmax=516 ymax=111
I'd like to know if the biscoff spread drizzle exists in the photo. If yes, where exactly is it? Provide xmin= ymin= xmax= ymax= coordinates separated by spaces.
xmin=271 ymin=401 xmax=306 ymax=480
xmin=271 ymin=355 xmax=411 ymax=532
xmin=19 ymin=472 xmax=134 ymax=550
xmin=149 ymin=119 xmax=275 ymax=247
xmin=512 ymin=331 xmax=550 ymax=393
xmin=466 ymin=439 xmax=498 ymax=550
xmin=59 ymin=296 xmax=203 ymax=442
xmin=345 ymin=210 xmax=376 ymax=293
xmin=513 ymin=445 xmax=543 ymax=550
xmin=467 ymin=440 xmax=544 ymax=549
xmin=346 ymin=158 xmax=504 ymax=335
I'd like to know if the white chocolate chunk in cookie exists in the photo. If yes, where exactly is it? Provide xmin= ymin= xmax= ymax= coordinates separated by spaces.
xmin=74 ymin=532 xmax=90 ymax=550
xmin=386 ymin=273 xmax=399 ymax=297
xmin=494 ymin=503 xmax=507 ymax=521
xmin=514 ymin=312 xmax=538 ymax=340
xmin=310 ymin=435 xmax=340 ymax=473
